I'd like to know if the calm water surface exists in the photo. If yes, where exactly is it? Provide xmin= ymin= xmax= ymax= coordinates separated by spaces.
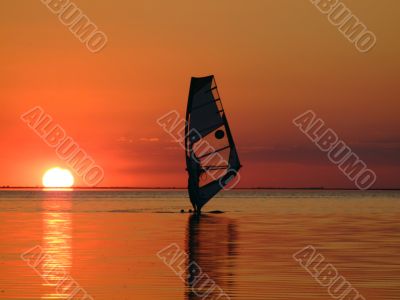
xmin=0 ymin=189 xmax=399 ymax=299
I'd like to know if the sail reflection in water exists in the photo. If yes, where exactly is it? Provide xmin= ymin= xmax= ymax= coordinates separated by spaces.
xmin=41 ymin=195 xmax=72 ymax=299
xmin=186 ymin=215 xmax=238 ymax=300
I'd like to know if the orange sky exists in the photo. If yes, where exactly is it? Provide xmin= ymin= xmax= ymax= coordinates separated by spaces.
xmin=1 ymin=0 xmax=399 ymax=188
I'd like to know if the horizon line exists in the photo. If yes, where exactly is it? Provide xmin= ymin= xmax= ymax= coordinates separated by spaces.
xmin=0 ymin=186 xmax=399 ymax=191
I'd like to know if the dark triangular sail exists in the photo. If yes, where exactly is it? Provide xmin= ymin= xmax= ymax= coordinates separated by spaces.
xmin=185 ymin=75 xmax=241 ymax=211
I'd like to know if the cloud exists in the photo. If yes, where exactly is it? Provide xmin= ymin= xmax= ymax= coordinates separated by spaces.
xmin=116 ymin=136 xmax=134 ymax=144
xmin=116 ymin=136 xmax=160 ymax=144
xmin=239 ymin=142 xmax=400 ymax=166
xmin=139 ymin=137 xmax=160 ymax=142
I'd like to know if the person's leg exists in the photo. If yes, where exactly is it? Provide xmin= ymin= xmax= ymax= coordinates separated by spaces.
xmin=195 ymin=204 xmax=201 ymax=215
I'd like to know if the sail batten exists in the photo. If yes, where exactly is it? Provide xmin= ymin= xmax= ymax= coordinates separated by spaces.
xmin=199 ymin=126 xmax=223 ymax=136
xmin=192 ymin=98 xmax=221 ymax=111
xmin=185 ymin=75 xmax=241 ymax=211
xmin=197 ymin=145 xmax=231 ymax=159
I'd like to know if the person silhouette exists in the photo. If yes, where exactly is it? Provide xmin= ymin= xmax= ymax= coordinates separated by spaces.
xmin=187 ymin=150 xmax=204 ymax=214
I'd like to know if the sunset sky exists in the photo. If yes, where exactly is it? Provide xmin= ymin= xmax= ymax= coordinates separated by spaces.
xmin=1 ymin=0 xmax=399 ymax=188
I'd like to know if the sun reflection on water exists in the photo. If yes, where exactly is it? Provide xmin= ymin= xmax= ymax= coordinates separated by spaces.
xmin=41 ymin=196 xmax=72 ymax=299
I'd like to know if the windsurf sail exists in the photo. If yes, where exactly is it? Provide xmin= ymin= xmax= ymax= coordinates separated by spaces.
xmin=185 ymin=75 xmax=241 ymax=211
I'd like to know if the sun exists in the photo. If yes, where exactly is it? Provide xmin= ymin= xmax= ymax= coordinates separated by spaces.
xmin=42 ymin=167 xmax=74 ymax=188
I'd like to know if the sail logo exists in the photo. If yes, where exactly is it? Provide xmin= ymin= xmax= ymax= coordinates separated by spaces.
xmin=293 ymin=245 xmax=366 ymax=300
xmin=157 ymin=243 xmax=231 ymax=299
xmin=310 ymin=0 xmax=376 ymax=53
xmin=21 ymin=106 xmax=104 ymax=187
xmin=157 ymin=110 xmax=241 ymax=190
xmin=293 ymin=110 xmax=376 ymax=190
xmin=40 ymin=0 xmax=108 ymax=53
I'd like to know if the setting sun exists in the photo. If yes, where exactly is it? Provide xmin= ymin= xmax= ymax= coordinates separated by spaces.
xmin=42 ymin=167 xmax=74 ymax=188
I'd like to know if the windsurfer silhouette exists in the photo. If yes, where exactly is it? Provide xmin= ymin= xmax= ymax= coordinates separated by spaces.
xmin=187 ymin=150 xmax=204 ymax=214
xmin=185 ymin=76 xmax=241 ymax=213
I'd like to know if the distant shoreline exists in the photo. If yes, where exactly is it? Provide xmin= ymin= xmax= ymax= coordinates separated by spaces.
xmin=0 ymin=187 xmax=399 ymax=191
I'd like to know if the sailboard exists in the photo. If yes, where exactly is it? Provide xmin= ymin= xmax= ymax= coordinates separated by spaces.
xmin=185 ymin=75 xmax=241 ymax=212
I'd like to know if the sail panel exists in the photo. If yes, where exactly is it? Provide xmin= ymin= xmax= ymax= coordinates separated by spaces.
xmin=186 ymin=75 xmax=241 ymax=210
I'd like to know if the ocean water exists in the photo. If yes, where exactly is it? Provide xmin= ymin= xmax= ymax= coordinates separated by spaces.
xmin=0 ymin=189 xmax=399 ymax=300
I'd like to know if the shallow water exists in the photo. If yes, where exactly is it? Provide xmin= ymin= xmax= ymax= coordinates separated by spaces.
xmin=0 ymin=189 xmax=399 ymax=299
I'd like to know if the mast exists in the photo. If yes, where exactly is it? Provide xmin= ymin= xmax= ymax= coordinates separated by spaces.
xmin=185 ymin=76 xmax=241 ymax=211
